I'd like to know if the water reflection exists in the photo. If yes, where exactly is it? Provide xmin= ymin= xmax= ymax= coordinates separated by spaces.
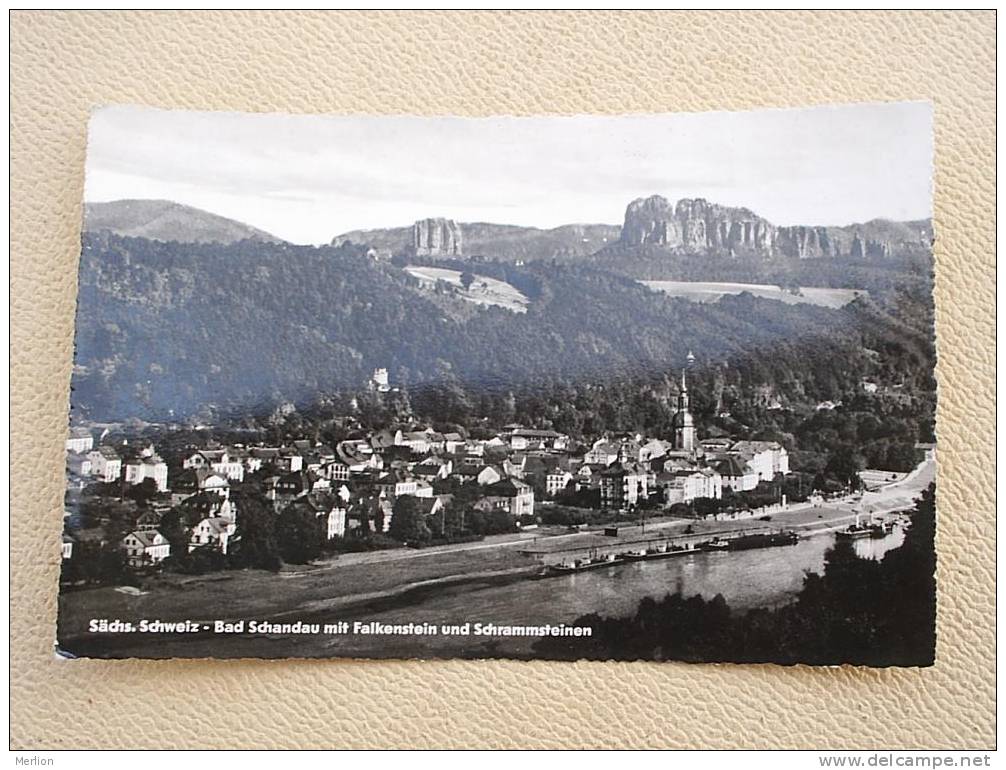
xmin=320 ymin=528 xmax=907 ymax=658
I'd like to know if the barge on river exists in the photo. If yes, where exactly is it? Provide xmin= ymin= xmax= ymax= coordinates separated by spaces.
xmin=700 ymin=530 xmax=800 ymax=552
xmin=537 ymin=529 xmax=801 ymax=577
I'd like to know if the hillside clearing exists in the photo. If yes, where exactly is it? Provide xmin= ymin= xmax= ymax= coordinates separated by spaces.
xmin=641 ymin=280 xmax=866 ymax=309
xmin=404 ymin=266 xmax=530 ymax=313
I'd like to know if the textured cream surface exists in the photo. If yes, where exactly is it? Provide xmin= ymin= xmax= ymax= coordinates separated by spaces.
xmin=10 ymin=11 xmax=995 ymax=749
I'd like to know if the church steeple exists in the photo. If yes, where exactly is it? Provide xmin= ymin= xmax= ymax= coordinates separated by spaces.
xmin=673 ymin=364 xmax=696 ymax=452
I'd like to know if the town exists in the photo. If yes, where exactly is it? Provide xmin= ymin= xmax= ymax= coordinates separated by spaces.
xmin=61 ymin=364 xmax=803 ymax=580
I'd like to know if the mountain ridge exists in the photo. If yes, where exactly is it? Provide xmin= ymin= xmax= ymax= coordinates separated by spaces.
xmin=83 ymin=198 xmax=930 ymax=262
xmin=333 ymin=221 xmax=621 ymax=261
xmin=333 ymin=197 xmax=931 ymax=263
xmin=84 ymin=199 xmax=284 ymax=245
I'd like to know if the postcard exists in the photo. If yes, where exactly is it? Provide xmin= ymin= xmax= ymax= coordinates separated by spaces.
xmin=58 ymin=102 xmax=936 ymax=664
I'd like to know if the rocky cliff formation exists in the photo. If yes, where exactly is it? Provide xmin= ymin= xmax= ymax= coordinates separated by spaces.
xmin=619 ymin=195 xmax=930 ymax=260
xmin=410 ymin=218 xmax=463 ymax=257
xmin=331 ymin=201 xmax=930 ymax=264
xmin=621 ymin=196 xmax=777 ymax=257
xmin=333 ymin=220 xmax=620 ymax=262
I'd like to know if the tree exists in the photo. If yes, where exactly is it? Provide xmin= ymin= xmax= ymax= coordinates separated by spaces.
xmin=692 ymin=497 xmax=721 ymax=516
xmin=825 ymin=448 xmax=866 ymax=489
xmin=388 ymin=497 xmax=432 ymax=544
xmin=227 ymin=493 xmax=281 ymax=570
xmin=484 ymin=508 xmax=517 ymax=535
xmin=459 ymin=271 xmax=475 ymax=291
xmin=443 ymin=506 xmax=467 ymax=538
xmin=157 ymin=508 xmax=191 ymax=554
xmin=276 ymin=503 xmax=323 ymax=564
xmin=125 ymin=478 xmax=158 ymax=507
xmin=61 ymin=541 xmax=130 ymax=586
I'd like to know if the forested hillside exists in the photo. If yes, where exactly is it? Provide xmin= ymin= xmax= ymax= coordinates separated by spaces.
xmin=71 ymin=232 xmax=935 ymax=453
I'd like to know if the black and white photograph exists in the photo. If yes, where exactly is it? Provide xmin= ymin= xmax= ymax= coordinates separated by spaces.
xmin=58 ymin=102 xmax=937 ymax=665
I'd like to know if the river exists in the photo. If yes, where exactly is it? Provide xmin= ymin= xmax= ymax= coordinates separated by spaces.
xmin=301 ymin=526 xmax=905 ymax=660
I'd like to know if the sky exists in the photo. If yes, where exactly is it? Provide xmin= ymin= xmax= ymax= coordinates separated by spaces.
xmin=84 ymin=102 xmax=933 ymax=246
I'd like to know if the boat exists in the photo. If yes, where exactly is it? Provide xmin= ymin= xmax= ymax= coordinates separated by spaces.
xmin=549 ymin=561 xmax=578 ymax=574
xmin=589 ymin=553 xmax=621 ymax=567
xmin=722 ymin=531 xmax=800 ymax=550
xmin=622 ymin=549 xmax=650 ymax=560
xmin=543 ymin=553 xmax=624 ymax=576
xmin=836 ymin=514 xmax=874 ymax=540
xmin=699 ymin=537 xmax=731 ymax=552
xmin=869 ymin=520 xmax=896 ymax=538
xmin=836 ymin=526 xmax=873 ymax=540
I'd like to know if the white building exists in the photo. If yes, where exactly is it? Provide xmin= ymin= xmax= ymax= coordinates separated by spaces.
xmin=189 ymin=517 xmax=236 ymax=554
xmin=546 ymin=470 xmax=574 ymax=497
xmin=124 ymin=449 xmax=169 ymax=492
xmin=66 ymin=451 xmax=92 ymax=478
xmin=290 ymin=496 xmax=348 ymax=540
xmin=584 ymin=439 xmax=621 ymax=467
xmin=730 ymin=441 xmax=790 ymax=482
xmin=320 ymin=460 xmax=353 ymax=482
xmin=184 ymin=450 xmax=245 ymax=482
xmin=65 ymin=427 xmax=94 ymax=454
xmin=371 ymin=367 xmax=390 ymax=392
xmin=503 ymin=454 xmax=526 ymax=479
xmin=122 ymin=530 xmax=171 ymax=567
xmin=413 ymin=480 xmax=435 ymax=498
xmin=171 ymin=469 xmax=230 ymax=505
xmin=479 ymin=479 xmax=535 ymax=519
xmin=658 ymin=468 xmax=723 ymax=505
xmin=715 ymin=457 xmax=760 ymax=492
xmin=443 ymin=433 xmax=465 ymax=453
xmin=325 ymin=506 xmax=347 ymax=539
xmin=509 ymin=429 xmax=568 ymax=452
xmin=320 ymin=441 xmax=382 ymax=481
xmin=638 ymin=439 xmax=669 ymax=464
xmin=599 ymin=461 xmax=649 ymax=510
xmin=87 ymin=446 xmax=122 ymax=483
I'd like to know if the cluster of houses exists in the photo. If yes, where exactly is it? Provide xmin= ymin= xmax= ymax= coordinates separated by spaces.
xmin=62 ymin=371 xmax=790 ymax=570
xmin=586 ymin=372 xmax=790 ymax=511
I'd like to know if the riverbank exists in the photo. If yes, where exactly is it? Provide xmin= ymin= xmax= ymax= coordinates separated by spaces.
xmin=58 ymin=458 xmax=934 ymax=659
xmin=57 ymin=543 xmax=540 ymax=656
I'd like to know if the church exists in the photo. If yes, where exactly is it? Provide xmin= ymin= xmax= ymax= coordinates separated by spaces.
xmin=672 ymin=369 xmax=697 ymax=452
xmin=596 ymin=356 xmax=791 ymax=510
